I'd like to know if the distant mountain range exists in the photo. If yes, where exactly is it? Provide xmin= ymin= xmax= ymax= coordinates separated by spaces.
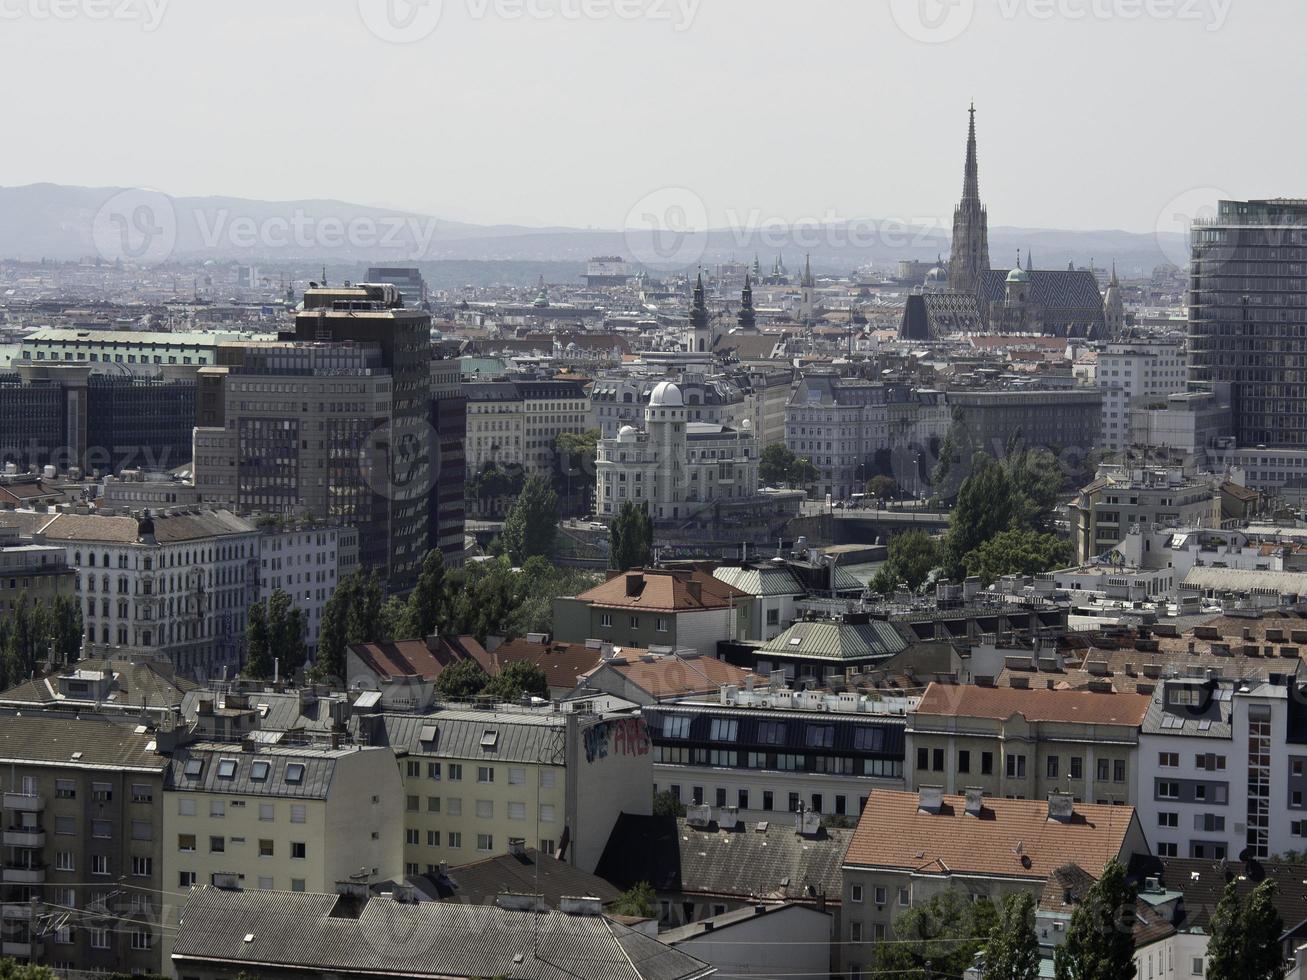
xmin=0 ymin=183 xmax=1186 ymax=277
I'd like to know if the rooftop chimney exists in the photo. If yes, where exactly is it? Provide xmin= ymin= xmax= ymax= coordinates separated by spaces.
xmin=964 ymin=787 xmax=984 ymax=817
xmin=918 ymin=786 xmax=944 ymax=814
xmin=560 ymin=896 xmax=603 ymax=917
xmin=1047 ymin=791 xmax=1075 ymax=823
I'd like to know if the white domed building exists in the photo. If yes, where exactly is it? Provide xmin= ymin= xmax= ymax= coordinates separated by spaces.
xmin=594 ymin=381 xmax=760 ymax=524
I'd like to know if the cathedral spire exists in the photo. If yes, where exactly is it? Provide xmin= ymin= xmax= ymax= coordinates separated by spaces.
xmin=962 ymin=101 xmax=980 ymax=203
xmin=947 ymin=102 xmax=991 ymax=301
xmin=801 ymin=253 xmax=814 ymax=288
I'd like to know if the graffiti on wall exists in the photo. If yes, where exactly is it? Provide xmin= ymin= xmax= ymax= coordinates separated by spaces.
xmin=584 ymin=717 xmax=651 ymax=763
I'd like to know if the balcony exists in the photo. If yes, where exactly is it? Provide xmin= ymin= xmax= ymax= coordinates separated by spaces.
xmin=2 ymin=941 xmax=31 ymax=958
xmin=2 ymin=794 xmax=43 ymax=813
xmin=1 ymin=902 xmax=36 ymax=920
xmin=2 ymin=866 xmax=45 ymax=884
xmin=2 ymin=830 xmax=44 ymax=848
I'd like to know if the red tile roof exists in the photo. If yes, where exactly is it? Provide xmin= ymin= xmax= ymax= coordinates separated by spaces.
xmin=844 ymin=789 xmax=1137 ymax=880
xmin=589 ymin=654 xmax=758 ymax=700
xmin=914 ymin=682 xmax=1151 ymax=726
xmin=576 ymin=569 xmax=748 ymax=613
xmin=489 ymin=638 xmax=621 ymax=691
xmin=349 ymin=636 xmax=489 ymax=681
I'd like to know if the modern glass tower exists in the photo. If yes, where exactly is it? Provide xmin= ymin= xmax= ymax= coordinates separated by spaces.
xmin=1188 ymin=198 xmax=1307 ymax=447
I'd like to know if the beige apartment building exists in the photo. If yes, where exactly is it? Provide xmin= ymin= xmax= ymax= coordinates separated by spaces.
xmin=905 ymin=683 xmax=1150 ymax=805
xmin=162 ymin=740 xmax=403 ymax=899
xmin=840 ymin=787 xmax=1147 ymax=971
xmin=463 ymin=379 xmax=590 ymax=477
xmin=0 ymin=715 xmax=167 ymax=975
xmin=359 ymin=706 xmax=653 ymax=875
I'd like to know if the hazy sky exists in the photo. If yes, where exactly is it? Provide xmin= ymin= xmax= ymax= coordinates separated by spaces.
xmin=2 ymin=0 xmax=1298 ymax=232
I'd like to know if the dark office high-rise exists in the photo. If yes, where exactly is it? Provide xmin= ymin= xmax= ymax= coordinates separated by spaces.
xmin=1189 ymin=198 xmax=1307 ymax=447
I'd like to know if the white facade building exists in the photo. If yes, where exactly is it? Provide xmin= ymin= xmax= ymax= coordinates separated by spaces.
xmin=785 ymin=374 xmax=888 ymax=500
xmin=1137 ymin=675 xmax=1307 ymax=861
xmin=594 ymin=382 xmax=758 ymax=523
xmin=1096 ymin=340 xmax=1187 ymax=453
xmin=39 ymin=510 xmax=260 ymax=679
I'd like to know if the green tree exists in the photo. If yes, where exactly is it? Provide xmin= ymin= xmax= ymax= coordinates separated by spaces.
xmin=405 ymin=549 xmax=447 ymax=638
xmin=652 ymin=789 xmax=686 ymax=818
xmin=963 ymin=528 xmax=1073 ymax=586
xmin=484 ymin=660 xmax=549 ymax=702
xmin=1006 ymin=448 xmax=1066 ymax=532
xmin=870 ymin=530 xmax=942 ymax=594
xmin=435 ymin=658 xmax=489 ymax=700
xmin=555 ymin=429 xmax=600 ymax=509
xmin=1207 ymin=879 xmax=1285 ymax=980
xmin=267 ymin=589 xmax=302 ymax=667
xmin=0 ymin=958 xmax=57 ymax=980
xmin=945 ymin=453 xmax=1020 ymax=576
xmin=609 ymin=499 xmax=653 ymax=571
xmin=875 ymin=890 xmax=998 ymax=980
xmin=313 ymin=574 xmax=355 ymax=683
xmin=790 ymin=455 xmax=819 ymax=488
xmin=1054 ymin=859 xmax=1137 ymax=980
xmin=244 ymin=601 xmax=272 ymax=679
xmin=611 ymin=881 xmax=656 ymax=918
xmin=346 ymin=570 xmax=384 ymax=643
xmin=983 ymin=892 xmax=1040 ymax=980
xmin=502 ymin=475 xmax=559 ymax=565
xmin=867 ymin=474 xmax=898 ymax=501
xmin=51 ymin=594 xmax=83 ymax=663
xmin=759 ymin=443 xmax=799 ymax=486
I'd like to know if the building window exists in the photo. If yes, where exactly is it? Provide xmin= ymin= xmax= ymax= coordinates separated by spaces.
xmin=981 ymin=752 xmax=993 ymax=775
xmin=91 ymin=854 xmax=109 ymax=876
xmin=448 ymin=832 xmax=462 ymax=849
xmin=448 ymin=764 xmax=463 ymax=781
xmin=209 ymin=836 xmax=225 ymax=853
xmin=1047 ymin=756 xmax=1059 ymax=779
xmin=291 ymin=842 xmax=306 ymax=859
xmin=259 ymin=803 xmax=275 ymax=822
xmin=132 ymin=857 xmax=151 ymax=877
xmin=406 ymin=795 xmax=419 ymax=812
xmin=477 ymin=834 xmax=494 ymax=852
xmin=477 ymin=767 xmax=495 ymax=784
xmin=957 ymin=750 xmax=970 ymax=773
xmin=178 ymin=834 xmax=196 ymax=852
xmin=851 ymin=885 xmax=864 ymax=903
xmin=259 ymin=839 xmax=274 ymax=857
xmin=476 ymin=800 xmax=494 ymax=819
xmin=291 ymin=879 xmax=305 ymax=892
xmin=290 ymin=805 xmax=306 ymax=823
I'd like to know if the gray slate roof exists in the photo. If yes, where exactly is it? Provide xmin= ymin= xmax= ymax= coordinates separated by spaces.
xmin=0 ymin=714 xmax=164 ymax=771
xmin=0 ymin=658 xmax=196 ymax=711
xmin=758 ymin=619 xmax=908 ymax=662
xmin=428 ymin=848 xmax=623 ymax=908
xmin=172 ymin=886 xmax=714 ymax=980
xmin=164 ymin=742 xmax=370 ymax=799
xmin=595 ymin=814 xmax=850 ymax=906
xmin=366 ymin=710 xmax=567 ymax=766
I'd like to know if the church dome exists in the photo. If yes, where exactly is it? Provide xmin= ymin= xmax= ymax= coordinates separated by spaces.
xmin=617 ymin=425 xmax=638 ymax=442
xmin=1006 ymin=265 xmax=1031 ymax=284
xmin=926 ymin=265 xmax=948 ymax=283
xmin=649 ymin=381 xmax=684 ymax=407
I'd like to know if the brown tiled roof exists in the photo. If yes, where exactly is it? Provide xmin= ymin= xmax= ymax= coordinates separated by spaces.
xmin=41 ymin=510 xmax=254 ymax=544
xmin=576 ymin=568 xmax=748 ymax=613
xmin=489 ymin=638 xmax=615 ymax=691
xmin=914 ymin=682 xmax=1150 ymax=726
xmin=590 ymin=654 xmax=758 ymax=699
xmin=843 ymin=790 xmax=1136 ymax=880
xmin=349 ymin=638 xmax=468 ymax=681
